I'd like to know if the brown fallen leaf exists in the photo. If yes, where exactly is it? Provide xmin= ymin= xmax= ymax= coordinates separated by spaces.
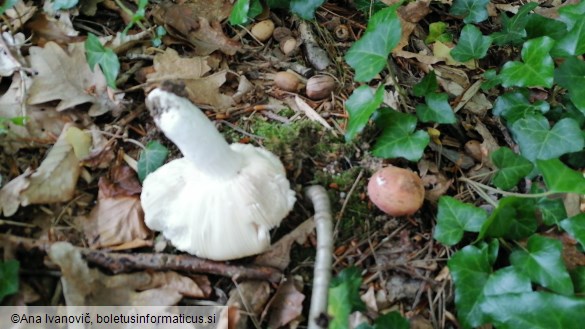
xmin=26 ymin=13 xmax=83 ymax=47
xmin=0 ymin=124 xmax=87 ymax=217
xmin=3 ymin=0 xmax=37 ymax=30
xmin=393 ymin=0 xmax=431 ymax=51
xmin=266 ymin=278 xmax=305 ymax=328
xmin=47 ymin=241 xmax=208 ymax=305
xmin=27 ymin=41 xmax=123 ymax=116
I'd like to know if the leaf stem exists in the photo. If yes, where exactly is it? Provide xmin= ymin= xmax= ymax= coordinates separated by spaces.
xmin=459 ymin=177 xmax=553 ymax=198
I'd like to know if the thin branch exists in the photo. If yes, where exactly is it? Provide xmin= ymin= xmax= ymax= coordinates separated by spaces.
xmin=458 ymin=177 xmax=553 ymax=199
xmin=305 ymin=185 xmax=334 ymax=329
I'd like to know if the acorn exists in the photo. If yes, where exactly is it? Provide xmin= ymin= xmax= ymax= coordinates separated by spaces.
xmin=274 ymin=71 xmax=302 ymax=92
xmin=251 ymin=20 xmax=275 ymax=42
xmin=273 ymin=27 xmax=292 ymax=41
xmin=279 ymin=36 xmax=299 ymax=56
xmin=305 ymin=75 xmax=336 ymax=100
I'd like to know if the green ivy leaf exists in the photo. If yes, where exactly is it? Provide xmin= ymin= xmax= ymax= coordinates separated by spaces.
xmin=537 ymin=194 xmax=567 ymax=226
xmin=525 ymin=14 xmax=568 ymax=40
xmin=434 ymin=196 xmax=488 ymax=246
xmin=450 ymin=0 xmax=489 ymax=24
xmin=451 ymin=24 xmax=492 ymax=62
xmin=328 ymin=267 xmax=365 ymax=329
xmin=0 ymin=260 xmax=19 ymax=302
xmin=483 ymin=267 xmax=532 ymax=296
xmin=481 ymin=292 xmax=585 ymax=329
xmin=52 ymin=0 xmax=78 ymax=10
xmin=426 ymin=22 xmax=452 ymax=44
xmin=480 ymin=197 xmax=537 ymax=240
xmin=481 ymin=69 xmax=501 ymax=90
xmin=551 ymin=1 xmax=585 ymax=57
xmin=448 ymin=245 xmax=491 ymax=328
xmin=510 ymin=115 xmax=584 ymax=161
xmin=416 ymin=92 xmax=456 ymax=124
xmin=345 ymin=3 xmax=402 ymax=82
xmin=85 ymin=33 xmax=120 ymax=89
xmin=345 ymin=86 xmax=385 ymax=141
xmin=491 ymin=2 xmax=538 ymax=46
xmin=492 ymin=90 xmax=549 ymax=123
xmin=412 ymin=70 xmax=438 ymax=97
xmin=137 ymin=141 xmax=169 ymax=183
xmin=0 ymin=0 xmax=17 ymax=15
xmin=554 ymin=56 xmax=585 ymax=114
xmin=499 ymin=36 xmax=554 ymax=88
xmin=290 ymin=0 xmax=325 ymax=19
xmin=490 ymin=147 xmax=533 ymax=190
xmin=356 ymin=312 xmax=409 ymax=329
xmin=537 ymin=158 xmax=585 ymax=194
xmin=572 ymin=267 xmax=585 ymax=294
xmin=229 ymin=0 xmax=251 ymax=25
xmin=560 ymin=213 xmax=585 ymax=250
xmin=353 ymin=0 xmax=387 ymax=15
xmin=372 ymin=110 xmax=430 ymax=161
xmin=510 ymin=235 xmax=573 ymax=295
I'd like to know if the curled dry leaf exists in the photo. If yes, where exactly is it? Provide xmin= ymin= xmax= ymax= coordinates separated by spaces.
xmin=0 ymin=124 xmax=87 ymax=217
xmin=266 ymin=279 xmax=305 ymax=328
xmin=27 ymin=41 xmax=123 ymax=116
xmin=0 ymin=32 xmax=24 ymax=76
xmin=3 ymin=0 xmax=36 ymax=30
xmin=394 ymin=0 xmax=431 ymax=51
xmin=47 ymin=242 xmax=209 ymax=305
xmin=83 ymin=165 xmax=152 ymax=250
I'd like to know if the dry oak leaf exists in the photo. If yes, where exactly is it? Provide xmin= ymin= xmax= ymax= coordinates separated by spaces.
xmin=394 ymin=0 xmax=431 ymax=51
xmin=27 ymin=41 xmax=123 ymax=116
xmin=0 ymin=124 xmax=88 ymax=217
xmin=266 ymin=279 xmax=305 ymax=328
xmin=48 ymin=242 xmax=208 ymax=305
xmin=4 ymin=0 xmax=36 ymax=30
xmin=0 ymin=32 xmax=24 ymax=76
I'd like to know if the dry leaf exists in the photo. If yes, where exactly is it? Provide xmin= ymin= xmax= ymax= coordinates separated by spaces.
xmin=255 ymin=219 xmax=315 ymax=270
xmin=394 ymin=0 xmax=431 ymax=51
xmin=48 ymin=242 xmax=207 ymax=305
xmin=290 ymin=96 xmax=333 ymax=130
xmin=26 ymin=13 xmax=81 ymax=46
xmin=432 ymin=41 xmax=476 ymax=69
xmin=0 ymin=32 xmax=24 ymax=76
xmin=27 ymin=41 xmax=123 ymax=116
xmin=267 ymin=279 xmax=305 ymax=328
xmin=0 ymin=124 xmax=86 ymax=216
xmin=4 ymin=0 xmax=37 ymax=30
xmin=227 ymin=281 xmax=271 ymax=329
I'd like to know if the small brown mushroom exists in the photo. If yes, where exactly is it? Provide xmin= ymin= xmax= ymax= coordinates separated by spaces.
xmin=367 ymin=166 xmax=425 ymax=217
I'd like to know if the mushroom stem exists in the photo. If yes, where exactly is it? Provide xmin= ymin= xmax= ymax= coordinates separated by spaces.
xmin=146 ymin=89 xmax=244 ymax=179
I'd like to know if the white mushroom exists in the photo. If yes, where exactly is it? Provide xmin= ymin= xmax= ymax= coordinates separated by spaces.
xmin=141 ymin=88 xmax=296 ymax=261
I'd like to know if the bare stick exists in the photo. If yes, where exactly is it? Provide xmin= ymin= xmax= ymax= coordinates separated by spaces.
xmin=305 ymin=185 xmax=334 ymax=329
xmin=0 ymin=234 xmax=283 ymax=282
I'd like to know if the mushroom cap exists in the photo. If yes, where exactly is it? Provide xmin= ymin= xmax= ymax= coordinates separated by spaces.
xmin=141 ymin=143 xmax=296 ymax=261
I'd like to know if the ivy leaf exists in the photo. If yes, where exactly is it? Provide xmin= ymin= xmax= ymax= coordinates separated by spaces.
xmin=290 ymin=0 xmax=325 ymax=20
xmin=551 ymin=1 xmax=585 ymax=57
xmin=328 ymin=267 xmax=365 ymax=329
xmin=451 ymin=24 xmax=492 ymax=62
xmin=492 ymin=90 xmax=549 ymax=123
xmin=372 ymin=110 xmax=429 ymax=161
xmin=510 ymin=115 xmax=584 ymax=161
xmin=480 ymin=197 xmax=537 ymax=240
xmin=52 ymin=0 xmax=78 ymax=10
xmin=0 ymin=260 xmax=19 ymax=302
xmin=481 ymin=69 xmax=501 ymax=90
xmin=537 ymin=158 xmax=585 ymax=194
xmin=434 ymin=196 xmax=487 ymax=246
xmin=491 ymin=147 xmax=533 ymax=190
xmin=345 ymin=3 xmax=402 ymax=82
xmin=481 ymin=292 xmax=585 ymax=329
xmin=499 ymin=36 xmax=554 ymax=88
xmin=534 ymin=185 xmax=567 ymax=226
xmin=345 ymin=86 xmax=385 ymax=141
xmin=356 ymin=312 xmax=409 ymax=329
xmin=353 ymin=0 xmax=387 ymax=15
xmin=525 ymin=14 xmax=568 ymax=40
xmin=491 ymin=2 xmax=538 ymax=46
xmin=412 ymin=70 xmax=438 ymax=97
xmin=85 ymin=33 xmax=120 ymax=89
xmin=450 ymin=0 xmax=489 ymax=24
xmin=560 ymin=213 xmax=585 ymax=250
xmin=137 ymin=141 xmax=169 ymax=183
xmin=416 ymin=92 xmax=456 ymax=124
xmin=555 ymin=56 xmax=585 ymax=114
xmin=483 ymin=267 xmax=532 ymax=297
xmin=426 ymin=22 xmax=452 ymax=44
xmin=572 ymin=267 xmax=585 ymax=294
xmin=448 ymin=245 xmax=491 ymax=328
xmin=229 ymin=0 xmax=261 ymax=25
xmin=0 ymin=0 xmax=17 ymax=15
xmin=510 ymin=235 xmax=573 ymax=295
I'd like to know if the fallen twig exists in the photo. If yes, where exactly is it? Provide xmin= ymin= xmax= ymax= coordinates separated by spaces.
xmin=305 ymin=185 xmax=333 ymax=329
xmin=0 ymin=234 xmax=283 ymax=282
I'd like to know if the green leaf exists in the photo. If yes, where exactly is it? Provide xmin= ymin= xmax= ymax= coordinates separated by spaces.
xmin=510 ymin=235 xmax=573 ymax=295
xmin=492 ymin=90 xmax=549 ymax=123
xmin=525 ymin=14 xmax=568 ymax=40
xmin=137 ymin=141 xmax=169 ymax=183
xmin=345 ymin=4 xmax=402 ymax=82
xmin=555 ymin=57 xmax=585 ymax=114
xmin=372 ymin=110 xmax=429 ymax=161
xmin=551 ymin=2 xmax=585 ymax=57
xmin=85 ymin=33 xmax=120 ymax=89
xmin=416 ymin=92 xmax=456 ymax=124
xmin=537 ymin=158 xmax=585 ymax=194
xmin=52 ymin=0 xmax=78 ymax=10
xmin=571 ymin=267 xmax=585 ymax=293
xmin=490 ymin=147 xmax=533 ymax=190
xmin=560 ymin=214 xmax=585 ymax=250
xmin=0 ymin=260 xmax=19 ymax=302
xmin=480 ymin=197 xmax=537 ymax=240
xmin=328 ymin=267 xmax=365 ymax=329
xmin=499 ymin=36 xmax=554 ymax=88
xmin=290 ymin=0 xmax=325 ymax=19
xmin=412 ymin=70 xmax=438 ymax=97
xmin=229 ymin=0 xmax=251 ymax=25
xmin=490 ymin=2 xmax=538 ymax=46
xmin=266 ymin=0 xmax=289 ymax=8
xmin=451 ymin=24 xmax=492 ymax=62
xmin=481 ymin=292 xmax=585 ymax=329
xmin=345 ymin=86 xmax=385 ymax=141
xmin=537 ymin=195 xmax=567 ymax=226
xmin=483 ymin=267 xmax=532 ymax=296
xmin=426 ymin=22 xmax=452 ymax=44
xmin=448 ymin=245 xmax=491 ymax=328
xmin=434 ymin=196 xmax=487 ymax=246
xmin=369 ymin=312 xmax=409 ymax=329
xmin=450 ymin=0 xmax=489 ymax=24
xmin=0 ymin=0 xmax=17 ymax=15
xmin=510 ymin=115 xmax=584 ymax=161
xmin=353 ymin=0 xmax=387 ymax=15
xmin=481 ymin=69 xmax=501 ymax=90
